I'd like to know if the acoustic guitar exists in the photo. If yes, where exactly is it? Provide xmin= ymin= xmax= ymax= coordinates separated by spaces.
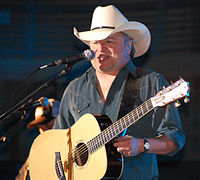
xmin=28 ymin=78 xmax=189 ymax=180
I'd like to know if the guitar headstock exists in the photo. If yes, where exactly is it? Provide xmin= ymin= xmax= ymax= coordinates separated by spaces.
xmin=151 ymin=78 xmax=190 ymax=108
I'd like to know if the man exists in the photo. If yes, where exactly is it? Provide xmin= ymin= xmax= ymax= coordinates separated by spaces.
xmin=16 ymin=98 xmax=60 ymax=180
xmin=54 ymin=5 xmax=185 ymax=179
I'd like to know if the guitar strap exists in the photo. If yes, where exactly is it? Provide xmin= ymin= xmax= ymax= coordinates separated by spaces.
xmin=117 ymin=68 xmax=143 ymax=121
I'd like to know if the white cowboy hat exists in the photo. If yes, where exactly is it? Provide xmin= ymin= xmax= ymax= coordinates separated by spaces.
xmin=74 ymin=5 xmax=151 ymax=58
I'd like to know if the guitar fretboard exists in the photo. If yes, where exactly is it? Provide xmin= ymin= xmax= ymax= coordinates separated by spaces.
xmin=87 ymin=98 xmax=154 ymax=154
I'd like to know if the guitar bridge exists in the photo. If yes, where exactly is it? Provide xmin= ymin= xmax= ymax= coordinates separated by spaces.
xmin=55 ymin=152 xmax=66 ymax=180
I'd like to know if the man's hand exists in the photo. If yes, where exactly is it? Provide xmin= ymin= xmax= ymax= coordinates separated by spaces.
xmin=113 ymin=135 xmax=144 ymax=157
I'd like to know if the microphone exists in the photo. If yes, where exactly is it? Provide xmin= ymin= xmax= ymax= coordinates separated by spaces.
xmin=40 ymin=49 xmax=95 ymax=69
xmin=22 ymin=97 xmax=50 ymax=110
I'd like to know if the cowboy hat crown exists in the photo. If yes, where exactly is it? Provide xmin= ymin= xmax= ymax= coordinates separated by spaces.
xmin=90 ymin=5 xmax=128 ymax=30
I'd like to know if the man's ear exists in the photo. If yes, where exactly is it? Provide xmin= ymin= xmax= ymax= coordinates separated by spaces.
xmin=126 ymin=41 xmax=132 ymax=54
xmin=130 ymin=42 xmax=135 ymax=59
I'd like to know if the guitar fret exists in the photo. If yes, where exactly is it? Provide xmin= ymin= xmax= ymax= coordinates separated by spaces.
xmin=134 ymin=108 xmax=139 ymax=120
xmin=105 ymin=133 xmax=109 ymax=142
xmin=124 ymin=118 xmax=128 ymax=127
xmin=99 ymin=138 xmax=103 ymax=147
xmin=141 ymin=104 xmax=144 ymax=114
xmin=93 ymin=139 xmax=97 ymax=150
xmin=102 ymin=128 xmax=111 ymax=143
xmin=113 ymin=124 xmax=118 ymax=137
xmin=102 ymin=136 xmax=105 ymax=144
xmin=137 ymin=106 xmax=143 ymax=117
xmin=107 ymin=127 xmax=112 ymax=140
xmin=122 ymin=118 xmax=127 ymax=129
xmin=118 ymin=121 xmax=123 ymax=132
xmin=128 ymin=115 xmax=131 ymax=125
xmin=124 ymin=117 xmax=129 ymax=128
xmin=105 ymin=131 xmax=110 ymax=142
xmin=114 ymin=121 xmax=123 ymax=137
xmin=96 ymin=135 xmax=102 ymax=150
xmin=97 ymin=137 xmax=101 ymax=148
xmin=119 ymin=121 xmax=123 ymax=131
xmin=105 ymin=135 xmax=108 ymax=143
xmin=146 ymin=103 xmax=149 ymax=110
xmin=115 ymin=127 xmax=120 ymax=135
xmin=88 ymin=140 xmax=93 ymax=153
xmin=96 ymin=137 xmax=100 ymax=148
xmin=99 ymin=135 xmax=103 ymax=146
xmin=111 ymin=127 xmax=115 ymax=137
xmin=117 ymin=120 xmax=121 ymax=132
xmin=141 ymin=104 xmax=145 ymax=114
xmin=129 ymin=111 xmax=135 ymax=124
xmin=150 ymin=100 xmax=153 ymax=109
xmin=118 ymin=121 xmax=123 ymax=131
xmin=139 ymin=105 xmax=144 ymax=114
xmin=147 ymin=101 xmax=151 ymax=110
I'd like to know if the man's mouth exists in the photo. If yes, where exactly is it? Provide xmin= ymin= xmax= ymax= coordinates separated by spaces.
xmin=98 ymin=54 xmax=110 ymax=61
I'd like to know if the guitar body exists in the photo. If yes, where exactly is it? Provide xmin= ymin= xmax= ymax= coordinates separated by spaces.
xmin=29 ymin=113 xmax=123 ymax=180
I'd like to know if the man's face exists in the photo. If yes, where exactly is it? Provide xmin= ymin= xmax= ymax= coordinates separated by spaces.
xmin=90 ymin=32 xmax=131 ymax=75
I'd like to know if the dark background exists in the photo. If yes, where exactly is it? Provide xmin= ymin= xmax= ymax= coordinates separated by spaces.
xmin=0 ymin=0 xmax=199 ymax=179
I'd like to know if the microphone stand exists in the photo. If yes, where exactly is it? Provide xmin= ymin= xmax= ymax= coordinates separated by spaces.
xmin=0 ymin=65 xmax=71 ymax=143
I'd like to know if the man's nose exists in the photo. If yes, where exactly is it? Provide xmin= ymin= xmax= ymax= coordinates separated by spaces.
xmin=95 ymin=41 xmax=105 ymax=51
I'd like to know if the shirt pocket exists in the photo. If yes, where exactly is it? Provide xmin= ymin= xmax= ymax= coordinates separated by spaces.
xmin=72 ymin=101 xmax=90 ymax=117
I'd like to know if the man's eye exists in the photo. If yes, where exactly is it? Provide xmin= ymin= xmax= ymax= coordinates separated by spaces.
xmin=106 ymin=40 xmax=115 ymax=44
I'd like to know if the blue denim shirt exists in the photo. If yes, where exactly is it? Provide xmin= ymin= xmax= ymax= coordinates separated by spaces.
xmin=54 ymin=60 xmax=185 ymax=180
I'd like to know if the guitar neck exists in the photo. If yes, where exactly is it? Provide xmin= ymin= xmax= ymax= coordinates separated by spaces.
xmin=88 ymin=98 xmax=154 ymax=154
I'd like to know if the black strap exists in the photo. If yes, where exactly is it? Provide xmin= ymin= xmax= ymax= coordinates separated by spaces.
xmin=117 ymin=68 xmax=143 ymax=120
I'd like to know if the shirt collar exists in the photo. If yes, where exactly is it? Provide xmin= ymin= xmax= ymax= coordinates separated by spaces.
xmin=125 ymin=60 xmax=137 ymax=77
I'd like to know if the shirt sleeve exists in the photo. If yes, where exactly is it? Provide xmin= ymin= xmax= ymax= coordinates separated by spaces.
xmin=155 ymin=74 xmax=185 ymax=155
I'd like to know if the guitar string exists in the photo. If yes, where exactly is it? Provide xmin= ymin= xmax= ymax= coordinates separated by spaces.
xmin=57 ymin=99 xmax=153 ymax=165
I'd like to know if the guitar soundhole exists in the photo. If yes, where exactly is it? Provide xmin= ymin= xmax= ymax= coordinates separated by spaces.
xmin=74 ymin=142 xmax=89 ymax=167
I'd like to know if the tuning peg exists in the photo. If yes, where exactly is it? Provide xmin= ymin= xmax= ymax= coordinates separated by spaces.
xmin=175 ymin=100 xmax=181 ymax=107
xmin=184 ymin=96 xmax=190 ymax=103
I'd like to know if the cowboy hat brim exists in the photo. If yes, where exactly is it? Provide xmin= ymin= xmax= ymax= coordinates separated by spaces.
xmin=74 ymin=21 xmax=151 ymax=57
